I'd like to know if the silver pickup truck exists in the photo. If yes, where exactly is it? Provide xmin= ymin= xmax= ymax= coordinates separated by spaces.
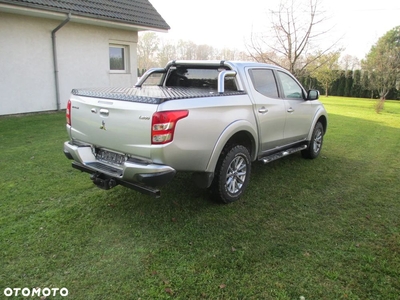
xmin=64 ymin=60 xmax=327 ymax=203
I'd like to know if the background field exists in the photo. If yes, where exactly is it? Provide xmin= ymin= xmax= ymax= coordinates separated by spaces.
xmin=0 ymin=97 xmax=399 ymax=299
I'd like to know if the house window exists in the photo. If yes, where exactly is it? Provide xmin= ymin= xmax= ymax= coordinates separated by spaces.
xmin=109 ymin=44 xmax=129 ymax=72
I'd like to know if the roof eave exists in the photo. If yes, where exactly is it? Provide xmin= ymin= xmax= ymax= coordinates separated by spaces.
xmin=0 ymin=3 xmax=169 ymax=32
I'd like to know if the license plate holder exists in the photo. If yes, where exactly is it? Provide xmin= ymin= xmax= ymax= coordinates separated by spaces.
xmin=96 ymin=149 xmax=126 ymax=166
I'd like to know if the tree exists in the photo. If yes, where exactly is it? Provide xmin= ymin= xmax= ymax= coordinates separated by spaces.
xmin=195 ymin=44 xmax=214 ymax=60
xmin=309 ymin=51 xmax=341 ymax=96
xmin=337 ymin=70 xmax=346 ymax=96
xmin=247 ymin=0 xmax=339 ymax=76
xmin=137 ymin=32 xmax=159 ymax=70
xmin=157 ymin=39 xmax=176 ymax=67
xmin=176 ymin=40 xmax=197 ymax=60
xmin=351 ymin=69 xmax=362 ymax=98
xmin=362 ymin=26 xmax=400 ymax=111
xmin=218 ymin=48 xmax=250 ymax=60
xmin=340 ymin=54 xmax=361 ymax=71
xmin=360 ymin=70 xmax=372 ymax=99
xmin=344 ymin=70 xmax=353 ymax=97
xmin=138 ymin=32 xmax=254 ymax=71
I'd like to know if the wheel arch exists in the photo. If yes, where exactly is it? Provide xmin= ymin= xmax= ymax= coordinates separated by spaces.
xmin=308 ymin=113 xmax=328 ymax=141
xmin=205 ymin=120 xmax=258 ymax=173
xmin=318 ymin=115 xmax=328 ymax=135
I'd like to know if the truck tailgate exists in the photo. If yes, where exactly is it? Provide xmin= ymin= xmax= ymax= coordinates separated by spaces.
xmin=69 ymin=94 xmax=157 ymax=159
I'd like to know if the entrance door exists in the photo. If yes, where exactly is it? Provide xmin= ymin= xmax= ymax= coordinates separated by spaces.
xmin=247 ymin=68 xmax=287 ymax=153
xmin=276 ymin=71 xmax=314 ymax=144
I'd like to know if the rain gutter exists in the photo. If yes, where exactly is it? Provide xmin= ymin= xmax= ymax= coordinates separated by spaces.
xmin=52 ymin=13 xmax=71 ymax=111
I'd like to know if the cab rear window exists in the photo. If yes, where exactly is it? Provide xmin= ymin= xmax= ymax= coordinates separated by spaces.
xmin=165 ymin=66 xmax=238 ymax=91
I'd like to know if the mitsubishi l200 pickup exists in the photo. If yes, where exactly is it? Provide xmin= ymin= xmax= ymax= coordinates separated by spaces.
xmin=64 ymin=60 xmax=327 ymax=203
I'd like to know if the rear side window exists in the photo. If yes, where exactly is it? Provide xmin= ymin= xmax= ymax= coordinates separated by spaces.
xmin=249 ymin=69 xmax=279 ymax=98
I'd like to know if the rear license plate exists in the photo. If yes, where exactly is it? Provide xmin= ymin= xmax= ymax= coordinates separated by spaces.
xmin=96 ymin=149 xmax=126 ymax=165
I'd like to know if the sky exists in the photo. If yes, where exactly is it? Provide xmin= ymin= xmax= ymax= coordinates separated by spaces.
xmin=149 ymin=0 xmax=400 ymax=60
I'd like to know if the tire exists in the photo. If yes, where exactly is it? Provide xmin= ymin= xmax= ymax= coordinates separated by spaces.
xmin=212 ymin=145 xmax=251 ymax=204
xmin=302 ymin=122 xmax=324 ymax=159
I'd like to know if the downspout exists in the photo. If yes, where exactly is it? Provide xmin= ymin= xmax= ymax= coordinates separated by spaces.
xmin=52 ymin=13 xmax=71 ymax=111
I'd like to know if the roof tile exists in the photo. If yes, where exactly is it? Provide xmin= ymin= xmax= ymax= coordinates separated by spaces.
xmin=0 ymin=0 xmax=170 ymax=30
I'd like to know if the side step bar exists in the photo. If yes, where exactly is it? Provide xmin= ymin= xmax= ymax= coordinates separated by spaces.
xmin=259 ymin=145 xmax=307 ymax=164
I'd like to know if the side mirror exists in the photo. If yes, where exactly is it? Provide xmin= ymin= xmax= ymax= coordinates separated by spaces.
xmin=307 ymin=90 xmax=319 ymax=100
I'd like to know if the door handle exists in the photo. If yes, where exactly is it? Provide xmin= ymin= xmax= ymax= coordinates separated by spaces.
xmin=258 ymin=107 xmax=268 ymax=114
xmin=287 ymin=107 xmax=294 ymax=113
xmin=99 ymin=109 xmax=109 ymax=116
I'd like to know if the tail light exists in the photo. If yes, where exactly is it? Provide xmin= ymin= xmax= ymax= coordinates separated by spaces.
xmin=151 ymin=110 xmax=189 ymax=144
xmin=66 ymin=100 xmax=71 ymax=126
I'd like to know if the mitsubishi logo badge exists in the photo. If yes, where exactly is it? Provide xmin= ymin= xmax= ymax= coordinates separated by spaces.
xmin=100 ymin=120 xmax=106 ymax=130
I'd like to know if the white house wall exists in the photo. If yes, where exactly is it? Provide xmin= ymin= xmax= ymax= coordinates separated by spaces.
xmin=0 ymin=12 xmax=138 ymax=116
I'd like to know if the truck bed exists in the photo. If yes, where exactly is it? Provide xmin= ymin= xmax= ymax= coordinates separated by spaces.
xmin=72 ymin=86 xmax=246 ymax=104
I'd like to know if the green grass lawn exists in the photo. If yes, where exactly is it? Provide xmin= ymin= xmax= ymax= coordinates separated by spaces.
xmin=1 ymin=97 xmax=399 ymax=299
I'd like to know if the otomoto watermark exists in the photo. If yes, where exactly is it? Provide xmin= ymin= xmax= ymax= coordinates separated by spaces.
xmin=3 ymin=287 xmax=68 ymax=297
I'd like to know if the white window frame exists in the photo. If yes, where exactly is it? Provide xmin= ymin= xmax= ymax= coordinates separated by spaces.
xmin=109 ymin=43 xmax=130 ymax=74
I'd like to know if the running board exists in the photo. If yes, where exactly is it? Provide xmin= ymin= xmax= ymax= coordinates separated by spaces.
xmin=259 ymin=145 xmax=307 ymax=164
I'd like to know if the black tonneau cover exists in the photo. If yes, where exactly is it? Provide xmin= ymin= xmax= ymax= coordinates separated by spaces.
xmin=72 ymin=86 xmax=246 ymax=104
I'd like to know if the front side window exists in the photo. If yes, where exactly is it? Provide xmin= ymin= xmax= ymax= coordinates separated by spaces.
xmin=277 ymin=71 xmax=304 ymax=99
xmin=109 ymin=45 xmax=128 ymax=72
xmin=248 ymin=69 xmax=279 ymax=98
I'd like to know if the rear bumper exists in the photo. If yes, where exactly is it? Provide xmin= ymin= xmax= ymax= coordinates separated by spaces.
xmin=63 ymin=141 xmax=176 ymax=187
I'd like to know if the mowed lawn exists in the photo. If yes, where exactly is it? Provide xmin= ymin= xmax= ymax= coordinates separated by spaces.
xmin=0 ymin=97 xmax=399 ymax=299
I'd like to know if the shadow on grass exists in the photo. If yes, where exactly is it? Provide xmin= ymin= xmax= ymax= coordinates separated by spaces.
xmin=82 ymin=112 xmax=399 ymax=232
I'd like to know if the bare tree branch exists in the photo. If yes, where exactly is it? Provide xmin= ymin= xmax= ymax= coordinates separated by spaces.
xmin=247 ymin=0 xmax=340 ymax=76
